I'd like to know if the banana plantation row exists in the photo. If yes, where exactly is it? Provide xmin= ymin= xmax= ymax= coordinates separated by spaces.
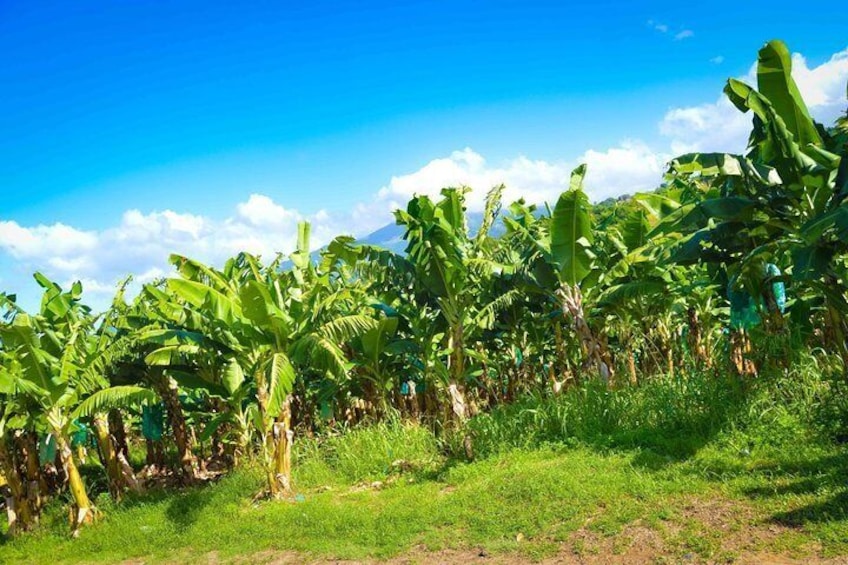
xmin=1 ymin=40 xmax=847 ymax=537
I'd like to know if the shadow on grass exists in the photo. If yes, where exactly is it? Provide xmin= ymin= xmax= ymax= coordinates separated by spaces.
xmin=164 ymin=488 xmax=213 ymax=532
xmin=735 ymin=451 xmax=848 ymax=526
xmin=467 ymin=372 xmax=752 ymax=470
xmin=771 ymin=491 xmax=848 ymax=526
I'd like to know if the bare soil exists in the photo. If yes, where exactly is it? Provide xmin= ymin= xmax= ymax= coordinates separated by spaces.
xmin=145 ymin=496 xmax=848 ymax=565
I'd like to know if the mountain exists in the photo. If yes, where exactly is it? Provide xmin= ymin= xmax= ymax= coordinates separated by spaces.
xmin=357 ymin=211 xmax=495 ymax=253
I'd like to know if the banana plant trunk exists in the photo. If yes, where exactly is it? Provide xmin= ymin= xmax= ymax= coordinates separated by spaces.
xmin=151 ymin=372 xmax=197 ymax=483
xmin=54 ymin=431 xmax=94 ymax=536
xmin=107 ymin=409 xmax=130 ymax=462
xmin=447 ymin=325 xmax=469 ymax=422
xmin=687 ymin=308 xmax=710 ymax=368
xmin=93 ymin=415 xmax=140 ymax=501
xmin=20 ymin=431 xmax=46 ymax=513
xmin=0 ymin=437 xmax=35 ymax=535
xmin=627 ymin=345 xmax=638 ymax=386
xmin=268 ymin=396 xmax=294 ymax=499
xmin=255 ymin=365 xmax=294 ymax=499
xmin=825 ymin=305 xmax=848 ymax=371
xmin=559 ymin=284 xmax=613 ymax=384
xmin=730 ymin=330 xmax=758 ymax=377
xmin=145 ymin=439 xmax=165 ymax=469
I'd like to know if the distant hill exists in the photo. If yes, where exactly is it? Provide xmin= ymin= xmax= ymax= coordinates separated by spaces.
xmin=357 ymin=211 xmax=499 ymax=254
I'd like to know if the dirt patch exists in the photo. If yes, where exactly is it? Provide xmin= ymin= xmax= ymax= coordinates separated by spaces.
xmin=565 ymin=523 xmax=665 ymax=564
xmin=212 ymin=546 xmax=848 ymax=565
xmin=139 ymin=495 xmax=846 ymax=565
xmin=661 ymin=496 xmax=827 ymax=560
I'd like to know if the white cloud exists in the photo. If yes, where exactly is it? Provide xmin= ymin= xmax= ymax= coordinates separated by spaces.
xmin=579 ymin=142 xmax=670 ymax=198
xmin=348 ymin=142 xmax=671 ymax=236
xmin=660 ymin=95 xmax=751 ymax=154
xmin=2 ymin=45 xmax=846 ymax=310
xmin=0 ymin=196 xmax=340 ymax=307
xmin=1 ymin=144 xmax=673 ymax=307
xmin=236 ymin=194 xmax=300 ymax=228
xmin=710 ymin=56 xmax=725 ymax=65
xmin=0 ymin=222 xmax=97 ymax=259
xmin=351 ymin=148 xmax=572 ymax=233
xmin=648 ymin=20 xmax=693 ymax=40
xmin=647 ymin=20 xmax=669 ymax=34
xmin=790 ymin=49 xmax=848 ymax=123
xmin=659 ymin=46 xmax=848 ymax=154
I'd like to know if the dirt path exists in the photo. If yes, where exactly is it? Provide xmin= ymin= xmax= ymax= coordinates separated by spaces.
xmin=137 ymin=495 xmax=848 ymax=565
xmin=217 ymin=548 xmax=848 ymax=565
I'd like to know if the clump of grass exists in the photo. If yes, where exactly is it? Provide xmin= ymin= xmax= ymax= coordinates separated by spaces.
xmin=3 ymin=359 xmax=848 ymax=564
xmin=467 ymin=369 xmax=743 ymax=459
xmin=467 ymin=351 xmax=846 ymax=462
xmin=294 ymin=419 xmax=442 ymax=488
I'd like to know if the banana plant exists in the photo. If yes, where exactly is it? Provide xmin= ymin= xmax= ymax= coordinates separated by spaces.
xmin=506 ymin=165 xmax=614 ymax=382
xmin=0 ymin=388 xmax=37 ymax=535
xmin=395 ymin=185 xmax=509 ymax=422
xmin=0 ymin=275 xmax=103 ymax=535
xmin=666 ymin=40 xmax=848 ymax=366
xmin=155 ymin=223 xmax=376 ymax=498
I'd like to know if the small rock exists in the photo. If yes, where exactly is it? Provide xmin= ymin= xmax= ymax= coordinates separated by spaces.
xmin=516 ymin=533 xmax=525 ymax=542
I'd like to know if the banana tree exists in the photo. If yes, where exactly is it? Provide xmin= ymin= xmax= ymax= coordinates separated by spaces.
xmin=504 ymin=166 xmax=613 ymax=383
xmin=0 ymin=389 xmax=37 ymax=535
xmin=159 ymin=223 xmax=376 ymax=498
xmin=394 ymin=185 xmax=508 ymax=422
xmin=666 ymin=40 xmax=848 ymax=368
xmin=0 ymin=275 xmax=103 ymax=535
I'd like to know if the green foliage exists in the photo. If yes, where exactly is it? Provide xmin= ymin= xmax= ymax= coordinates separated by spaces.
xmin=550 ymin=168 xmax=595 ymax=286
xmin=3 ymin=361 xmax=847 ymax=563
xmin=1 ymin=36 xmax=848 ymax=557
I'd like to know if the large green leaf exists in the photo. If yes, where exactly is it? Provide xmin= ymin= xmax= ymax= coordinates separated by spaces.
xmin=290 ymin=333 xmax=348 ymax=376
xmin=73 ymin=386 xmax=159 ymax=419
xmin=622 ymin=208 xmax=651 ymax=251
xmin=550 ymin=167 xmax=594 ymax=286
xmin=137 ymin=328 xmax=215 ymax=348
xmin=757 ymin=40 xmax=822 ymax=148
xmin=361 ymin=316 xmax=399 ymax=362
xmin=266 ymin=353 xmax=295 ymax=419
xmin=0 ymin=316 xmax=57 ymax=396
xmin=319 ymin=315 xmax=378 ymax=344
xmin=724 ymin=79 xmax=826 ymax=189
xmin=476 ymin=184 xmax=505 ymax=245
xmin=396 ymin=192 xmax=466 ymax=299
xmin=632 ymin=193 xmax=680 ymax=220
xmin=239 ymin=280 xmax=273 ymax=326
xmin=222 ymin=358 xmax=245 ymax=394
xmin=144 ymin=344 xmax=200 ymax=366
xmin=792 ymin=244 xmax=834 ymax=281
xmin=169 ymin=255 xmax=232 ymax=293
xmin=437 ymin=187 xmax=469 ymax=234
xmin=699 ymin=197 xmax=757 ymax=221
xmin=800 ymin=204 xmax=848 ymax=243
xmin=598 ymin=279 xmax=667 ymax=309
xmin=167 ymin=279 xmax=243 ymax=325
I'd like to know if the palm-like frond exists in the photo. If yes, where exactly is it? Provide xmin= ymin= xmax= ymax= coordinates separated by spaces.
xmin=475 ymin=288 xmax=524 ymax=330
xmin=73 ymin=385 xmax=159 ymax=419
xmin=317 ymin=315 xmax=377 ymax=344
xmin=290 ymin=334 xmax=348 ymax=377
xmin=266 ymin=352 xmax=295 ymax=418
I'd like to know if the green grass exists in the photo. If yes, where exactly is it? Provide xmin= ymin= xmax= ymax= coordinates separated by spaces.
xmin=2 ymin=361 xmax=848 ymax=563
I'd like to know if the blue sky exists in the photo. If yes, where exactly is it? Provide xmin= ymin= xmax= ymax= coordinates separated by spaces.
xmin=1 ymin=1 xmax=847 ymax=309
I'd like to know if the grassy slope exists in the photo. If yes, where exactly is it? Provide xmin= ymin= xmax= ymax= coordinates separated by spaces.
xmin=2 ymin=369 xmax=848 ymax=563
